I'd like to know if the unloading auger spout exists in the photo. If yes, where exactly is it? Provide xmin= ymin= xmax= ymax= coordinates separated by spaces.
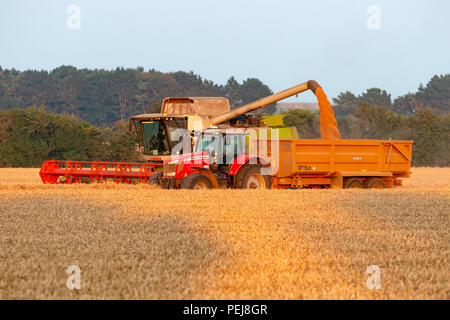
xmin=209 ymin=80 xmax=341 ymax=140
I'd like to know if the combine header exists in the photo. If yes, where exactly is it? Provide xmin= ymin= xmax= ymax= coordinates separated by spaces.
xmin=39 ymin=160 xmax=161 ymax=184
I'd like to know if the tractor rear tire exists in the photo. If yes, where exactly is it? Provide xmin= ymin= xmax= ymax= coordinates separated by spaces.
xmin=343 ymin=177 xmax=364 ymax=189
xmin=234 ymin=163 xmax=250 ymax=188
xmin=364 ymin=177 xmax=386 ymax=189
xmin=181 ymin=174 xmax=213 ymax=189
xmin=241 ymin=165 xmax=272 ymax=189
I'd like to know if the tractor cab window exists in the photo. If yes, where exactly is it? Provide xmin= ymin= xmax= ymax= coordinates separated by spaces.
xmin=195 ymin=132 xmax=246 ymax=164
xmin=198 ymin=134 xmax=222 ymax=162
xmin=141 ymin=120 xmax=170 ymax=155
xmin=224 ymin=134 xmax=246 ymax=163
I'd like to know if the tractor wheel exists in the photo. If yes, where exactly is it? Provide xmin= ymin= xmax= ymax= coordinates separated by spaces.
xmin=234 ymin=163 xmax=250 ymax=188
xmin=241 ymin=165 xmax=272 ymax=189
xmin=181 ymin=174 xmax=213 ymax=189
xmin=343 ymin=177 xmax=364 ymax=189
xmin=364 ymin=177 xmax=386 ymax=189
xmin=147 ymin=172 xmax=163 ymax=186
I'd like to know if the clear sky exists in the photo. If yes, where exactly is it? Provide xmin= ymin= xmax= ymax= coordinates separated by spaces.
xmin=1 ymin=0 xmax=449 ymax=101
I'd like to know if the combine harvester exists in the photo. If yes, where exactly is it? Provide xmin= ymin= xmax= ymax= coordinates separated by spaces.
xmin=40 ymin=80 xmax=413 ymax=188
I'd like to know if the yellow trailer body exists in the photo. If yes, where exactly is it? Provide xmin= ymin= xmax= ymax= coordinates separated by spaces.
xmin=265 ymin=139 xmax=413 ymax=189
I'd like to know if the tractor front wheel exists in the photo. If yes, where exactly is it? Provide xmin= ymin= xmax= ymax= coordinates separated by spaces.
xmin=181 ymin=174 xmax=213 ymax=189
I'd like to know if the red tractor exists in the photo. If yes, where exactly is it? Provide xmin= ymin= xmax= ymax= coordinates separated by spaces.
xmin=153 ymin=128 xmax=272 ymax=189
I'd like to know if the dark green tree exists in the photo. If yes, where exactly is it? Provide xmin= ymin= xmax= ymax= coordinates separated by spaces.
xmin=345 ymin=101 xmax=403 ymax=139
xmin=393 ymin=74 xmax=449 ymax=114
xmin=283 ymin=109 xmax=320 ymax=138
xmin=238 ymin=78 xmax=276 ymax=114
xmin=104 ymin=120 xmax=142 ymax=162
xmin=399 ymin=110 xmax=449 ymax=166
xmin=332 ymin=91 xmax=359 ymax=118
xmin=360 ymin=88 xmax=392 ymax=109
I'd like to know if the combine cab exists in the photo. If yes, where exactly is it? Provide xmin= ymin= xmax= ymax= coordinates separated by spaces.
xmin=129 ymin=97 xmax=232 ymax=162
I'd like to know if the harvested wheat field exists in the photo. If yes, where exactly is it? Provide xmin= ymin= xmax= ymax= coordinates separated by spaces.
xmin=0 ymin=167 xmax=448 ymax=299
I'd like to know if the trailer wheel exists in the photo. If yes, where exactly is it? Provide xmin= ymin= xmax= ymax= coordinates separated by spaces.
xmin=241 ymin=165 xmax=271 ymax=189
xmin=181 ymin=173 xmax=213 ymax=189
xmin=364 ymin=177 xmax=386 ymax=189
xmin=343 ymin=177 xmax=364 ymax=189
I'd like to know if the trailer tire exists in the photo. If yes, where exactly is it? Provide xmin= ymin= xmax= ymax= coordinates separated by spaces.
xmin=241 ymin=165 xmax=271 ymax=189
xmin=364 ymin=177 xmax=386 ymax=189
xmin=181 ymin=173 xmax=213 ymax=189
xmin=343 ymin=177 xmax=364 ymax=189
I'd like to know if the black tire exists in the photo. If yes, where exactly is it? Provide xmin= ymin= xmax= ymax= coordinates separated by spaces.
xmin=234 ymin=163 xmax=250 ymax=188
xmin=343 ymin=177 xmax=364 ymax=189
xmin=181 ymin=173 xmax=213 ymax=189
xmin=364 ymin=177 xmax=386 ymax=189
xmin=147 ymin=172 xmax=163 ymax=186
xmin=241 ymin=165 xmax=271 ymax=189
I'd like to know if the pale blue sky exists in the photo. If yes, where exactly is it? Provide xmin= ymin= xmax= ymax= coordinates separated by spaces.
xmin=1 ymin=0 xmax=449 ymax=101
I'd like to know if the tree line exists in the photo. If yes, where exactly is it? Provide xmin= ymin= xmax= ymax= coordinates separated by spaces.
xmin=0 ymin=67 xmax=448 ymax=167
xmin=2 ymin=104 xmax=448 ymax=168
xmin=0 ymin=108 xmax=141 ymax=167
xmin=0 ymin=66 xmax=276 ymax=127
xmin=332 ymin=74 xmax=449 ymax=117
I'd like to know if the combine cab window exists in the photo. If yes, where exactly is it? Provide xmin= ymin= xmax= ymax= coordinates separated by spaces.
xmin=141 ymin=121 xmax=170 ymax=155
xmin=139 ymin=119 xmax=187 ymax=156
xmin=165 ymin=119 xmax=187 ymax=150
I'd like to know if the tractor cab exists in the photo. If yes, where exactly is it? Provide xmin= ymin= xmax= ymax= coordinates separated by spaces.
xmin=159 ymin=127 xmax=272 ymax=189
xmin=193 ymin=129 xmax=247 ymax=167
